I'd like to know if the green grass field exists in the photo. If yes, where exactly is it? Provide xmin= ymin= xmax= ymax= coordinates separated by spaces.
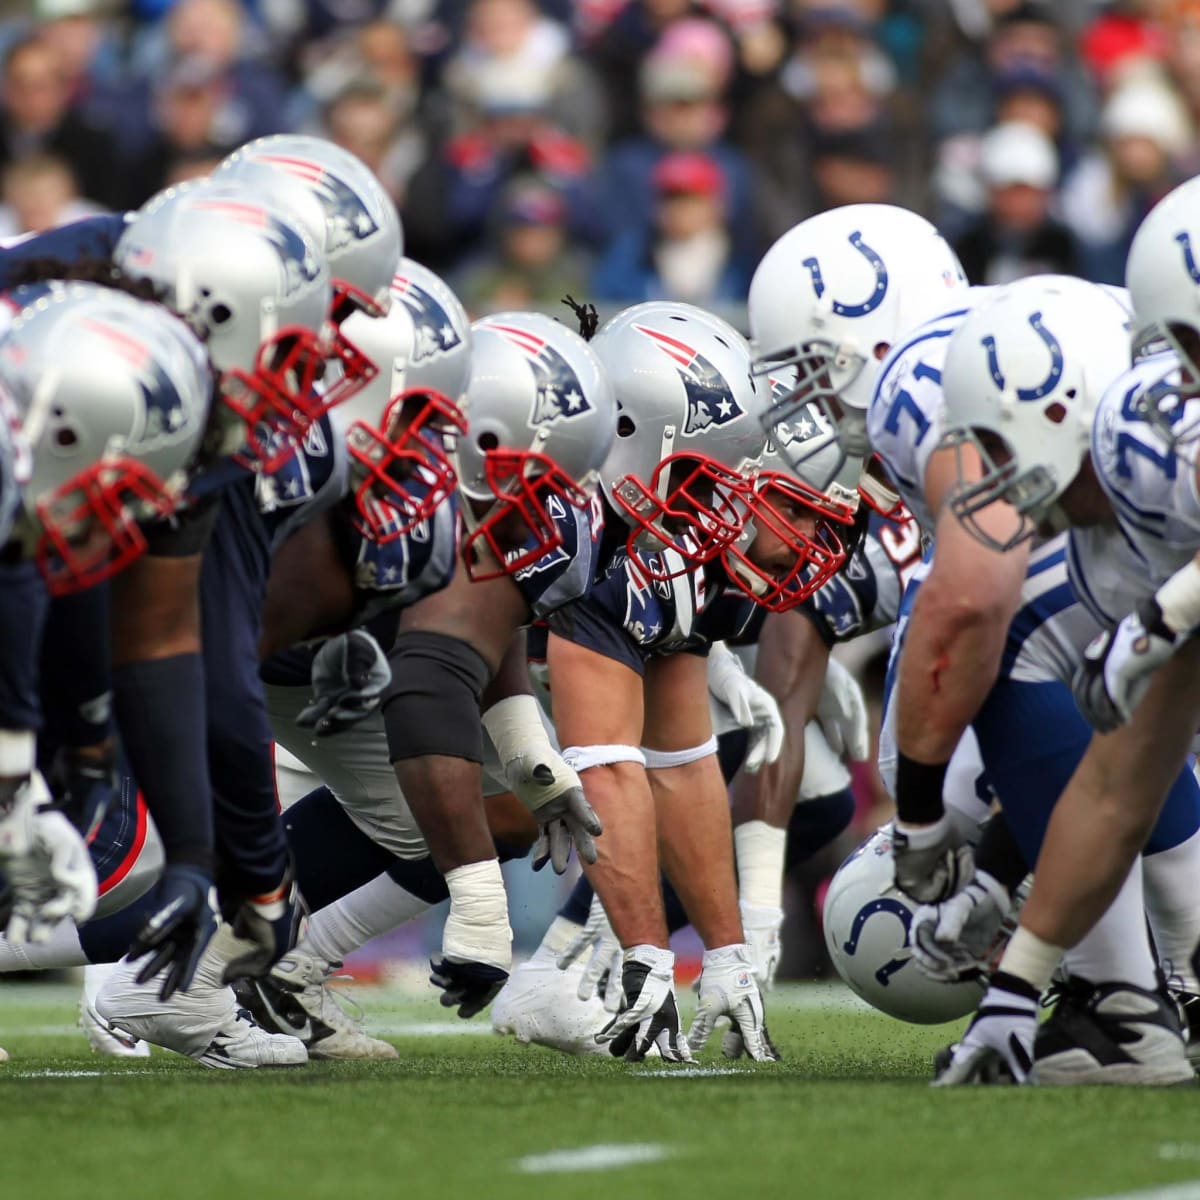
xmin=3 ymin=980 xmax=1200 ymax=1200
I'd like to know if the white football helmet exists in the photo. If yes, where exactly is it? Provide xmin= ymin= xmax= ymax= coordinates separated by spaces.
xmin=938 ymin=275 xmax=1133 ymax=551
xmin=455 ymin=312 xmax=616 ymax=579
xmin=337 ymin=259 xmax=472 ymax=542
xmin=590 ymin=302 xmax=767 ymax=578
xmin=114 ymin=181 xmax=333 ymax=471
xmin=1125 ymin=175 xmax=1200 ymax=443
xmin=0 ymin=283 xmax=212 ymax=593
xmin=749 ymin=204 xmax=967 ymax=487
xmin=824 ymin=825 xmax=985 ymax=1024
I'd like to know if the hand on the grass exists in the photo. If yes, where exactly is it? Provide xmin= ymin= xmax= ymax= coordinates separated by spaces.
xmin=688 ymin=944 xmax=780 ymax=1062
xmin=932 ymin=971 xmax=1038 ymax=1086
xmin=557 ymin=895 xmax=623 ymax=1012
xmin=596 ymin=946 xmax=691 ymax=1062
xmin=738 ymin=900 xmax=783 ymax=991
xmin=430 ymin=957 xmax=509 ymax=1019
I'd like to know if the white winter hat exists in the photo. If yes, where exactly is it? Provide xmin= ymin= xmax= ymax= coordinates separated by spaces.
xmin=980 ymin=121 xmax=1059 ymax=190
xmin=1101 ymin=82 xmax=1194 ymax=156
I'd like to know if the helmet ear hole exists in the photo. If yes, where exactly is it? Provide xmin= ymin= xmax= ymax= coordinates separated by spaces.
xmin=1044 ymin=402 xmax=1067 ymax=425
xmin=210 ymin=303 xmax=233 ymax=326
xmin=478 ymin=431 xmax=499 ymax=452
xmin=617 ymin=415 xmax=636 ymax=438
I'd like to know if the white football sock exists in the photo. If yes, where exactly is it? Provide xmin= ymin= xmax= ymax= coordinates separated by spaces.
xmin=303 ymin=872 xmax=432 ymax=965
xmin=1061 ymin=861 xmax=1158 ymax=991
xmin=0 ymin=920 xmax=86 ymax=971
xmin=1144 ymin=827 xmax=1200 ymax=993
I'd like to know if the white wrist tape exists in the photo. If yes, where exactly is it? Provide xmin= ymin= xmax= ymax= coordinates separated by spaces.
xmin=481 ymin=694 xmax=553 ymax=765
xmin=642 ymin=736 xmax=718 ymax=769
xmin=443 ymin=859 xmax=512 ymax=970
xmin=0 ymin=729 xmax=35 ymax=778
xmin=999 ymin=924 xmax=1063 ymax=994
xmin=561 ymin=744 xmax=646 ymax=772
xmin=893 ymin=811 xmax=955 ymax=849
xmin=734 ymin=820 xmax=787 ymax=908
xmin=1155 ymin=558 xmax=1200 ymax=636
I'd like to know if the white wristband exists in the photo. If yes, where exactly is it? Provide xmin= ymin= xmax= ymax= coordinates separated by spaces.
xmin=998 ymin=924 xmax=1063 ymax=994
xmin=443 ymin=859 xmax=512 ymax=970
xmin=1155 ymin=558 xmax=1200 ymax=636
xmin=734 ymin=820 xmax=787 ymax=908
xmin=0 ymin=729 xmax=34 ymax=778
xmin=481 ymin=694 xmax=552 ymax=765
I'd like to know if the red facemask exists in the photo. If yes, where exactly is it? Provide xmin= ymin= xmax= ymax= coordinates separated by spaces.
xmin=721 ymin=471 xmax=855 ymax=612
xmin=348 ymin=388 xmax=467 ymax=543
xmin=611 ymin=453 xmax=751 ymax=582
xmin=35 ymin=457 xmax=175 ymax=596
xmin=462 ymin=450 xmax=589 ymax=582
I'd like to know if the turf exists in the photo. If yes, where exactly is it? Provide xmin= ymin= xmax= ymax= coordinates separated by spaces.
xmin=2 ymin=981 xmax=1199 ymax=1200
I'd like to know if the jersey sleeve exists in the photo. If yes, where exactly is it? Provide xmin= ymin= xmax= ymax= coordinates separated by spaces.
xmin=0 ymin=215 xmax=130 ymax=290
xmin=511 ymin=492 xmax=606 ymax=620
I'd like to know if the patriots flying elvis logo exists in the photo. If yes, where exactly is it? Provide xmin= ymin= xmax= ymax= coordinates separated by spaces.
xmin=254 ymin=153 xmax=379 ymax=252
xmin=393 ymin=274 xmax=462 ymax=363
xmin=635 ymin=325 xmax=743 ymax=436
xmin=489 ymin=323 xmax=591 ymax=424
xmin=191 ymin=198 xmax=321 ymax=297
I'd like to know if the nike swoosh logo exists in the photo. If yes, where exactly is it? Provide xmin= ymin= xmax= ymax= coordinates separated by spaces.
xmin=253 ymin=982 xmax=312 ymax=1041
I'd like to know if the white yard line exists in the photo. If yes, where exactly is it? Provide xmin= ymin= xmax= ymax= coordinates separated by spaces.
xmin=514 ymin=1144 xmax=674 ymax=1174
xmin=1082 ymin=1182 xmax=1200 ymax=1200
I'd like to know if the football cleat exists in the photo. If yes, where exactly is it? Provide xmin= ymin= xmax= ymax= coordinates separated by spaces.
xmin=491 ymin=949 xmax=612 ymax=1056
xmin=1033 ymin=977 xmax=1195 ymax=1086
xmin=233 ymin=949 xmax=398 ymax=1060
xmin=80 ymin=963 xmax=151 ymax=1058
xmin=94 ymin=956 xmax=307 ymax=1069
xmin=1170 ymin=988 xmax=1200 ymax=1067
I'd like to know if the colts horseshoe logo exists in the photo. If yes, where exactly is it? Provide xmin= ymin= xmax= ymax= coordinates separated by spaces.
xmin=1176 ymin=231 xmax=1200 ymax=284
xmin=843 ymin=897 xmax=911 ymax=987
xmin=801 ymin=231 xmax=889 ymax=318
xmin=981 ymin=311 xmax=1064 ymax=402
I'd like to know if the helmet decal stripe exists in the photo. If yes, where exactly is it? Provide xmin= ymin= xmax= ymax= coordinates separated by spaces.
xmin=635 ymin=323 xmax=745 ymax=435
xmin=1176 ymin=231 xmax=1200 ymax=285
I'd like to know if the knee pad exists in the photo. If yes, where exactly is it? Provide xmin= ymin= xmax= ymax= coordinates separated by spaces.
xmin=561 ymin=744 xmax=646 ymax=772
xmin=382 ymin=631 xmax=490 ymax=763
xmin=642 ymin=737 xmax=718 ymax=770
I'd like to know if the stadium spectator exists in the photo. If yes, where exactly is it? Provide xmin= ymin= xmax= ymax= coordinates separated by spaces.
xmin=456 ymin=175 xmax=588 ymax=313
xmin=1061 ymin=78 xmax=1194 ymax=284
xmin=951 ymin=120 xmax=1080 ymax=285
xmin=0 ymin=32 xmax=120 ymax=208
xmin=0 ymin=151 xmax=103 ymax=239
xmin=593 ymin=149 xmax=749 ymax=303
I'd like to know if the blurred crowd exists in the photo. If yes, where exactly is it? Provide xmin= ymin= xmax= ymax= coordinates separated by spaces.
xmin=0 ymin=0 xmax=1196 ymax=309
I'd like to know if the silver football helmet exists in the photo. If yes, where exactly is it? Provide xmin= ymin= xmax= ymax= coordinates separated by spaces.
xmin=824 ymin=825 xmax=986 ymax=1024
xmin=938 ymin=275 xmax=1133 ymax=551
xmin=216 ymin=134 xmax=403 ymax=320
xmin=337 ymin=259 xmax=473 ymax=542
xmin=749 ymin=204 xmax=968 ymax=488
xmin=0 ymin=283 xmax=212 ymax=593
xmin=590 ymin=302 xmax=767 ymax=578
xmin=455 ymin=312 xmax=616 ymax=579
xmin=114 ymin=181 xmax=333 ymax=471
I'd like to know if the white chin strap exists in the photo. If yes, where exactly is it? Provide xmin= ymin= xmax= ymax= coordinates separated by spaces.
xmin=859 ymin=470 xmax=898 ymax=514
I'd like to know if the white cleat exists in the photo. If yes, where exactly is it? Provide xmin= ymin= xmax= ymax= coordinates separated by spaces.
xmin=94 ymin=956 xmax=308 ymax=1070
xmin=234 ymin=949 xmax=398 ymax=1061
xmin=492 ymin=952 xmax=612 ymax=1056
xmin=81 ymin=963 xmax=150 ymax=1058
xmin=1034 ymin=978 xmax=1195 ymax=1086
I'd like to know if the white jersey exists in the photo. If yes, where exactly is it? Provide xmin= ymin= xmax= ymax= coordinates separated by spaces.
xmin=867 ymin=294 xmax=1102 ymax=684
xmin=1068 ymin=351 xmax=1200 ymax=626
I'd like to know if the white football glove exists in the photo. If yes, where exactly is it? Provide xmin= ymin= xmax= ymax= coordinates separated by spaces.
xmin=596 ymin=946 xmax=692 ymax=1062
xmin=738 ymin=899 xmax=783 ymax=991
xmin=932 ymin=972 xmax=1039 ymax=1086
xmin=911 ymin=870 xmax=1012 ymax=984
xmin=687 ymin=944 xmax=780 ymax=1062
xmin=557 ymin=894 xmax=623 ymax=1012
xmin=706 ymin=642 xmax=784 ymax=773
xmin=1072 ymin=599 xmax=1178 ymax=733
xmin=798 ymin=721 xmax=851 ymax=800
xmin=815 ymin=657 xmax=869 ymax=762
xmin=892 ymin=813 xmax=975 ymax=904
xmin=1 ymin=773 xmax=97 ymax=944
xmin=483 ymin=696 xmax=602 ymax=873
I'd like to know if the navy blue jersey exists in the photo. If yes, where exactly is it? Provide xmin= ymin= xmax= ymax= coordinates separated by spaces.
xmin=507 ymin=490 xmax=608 ymax=621
xmin=0 ymin=215 xmax=130 ymax=291
xmin=0 ymin=558 xmax=49 ymax=731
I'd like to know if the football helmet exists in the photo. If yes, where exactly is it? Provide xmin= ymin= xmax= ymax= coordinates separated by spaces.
xmin=455 ymin=312 xmax=615 ymax=579
xmin=824 ymin=825 xmax=985 ymax=1024
xmin=591 ymin=302 xmax=766 ymax=579
xmin=114 ymin=181 xmax=333 ymax=471
xmin=938 ymin=275 xmax=1133 ymax=552
xmin=337 ymin=259 xmax=472 ymax=542
xmin=217 ymin=134 xmax=403 ymax=321
xmin=749 ymin=204 xmax=967 ymax=487
xmin=720 ymin=378 xmax=858 ymax=612
xmin=0 ymin=284 xmax=212 ymax=593
xmin=1125 ymin=176 xmax=1200 ymax=444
